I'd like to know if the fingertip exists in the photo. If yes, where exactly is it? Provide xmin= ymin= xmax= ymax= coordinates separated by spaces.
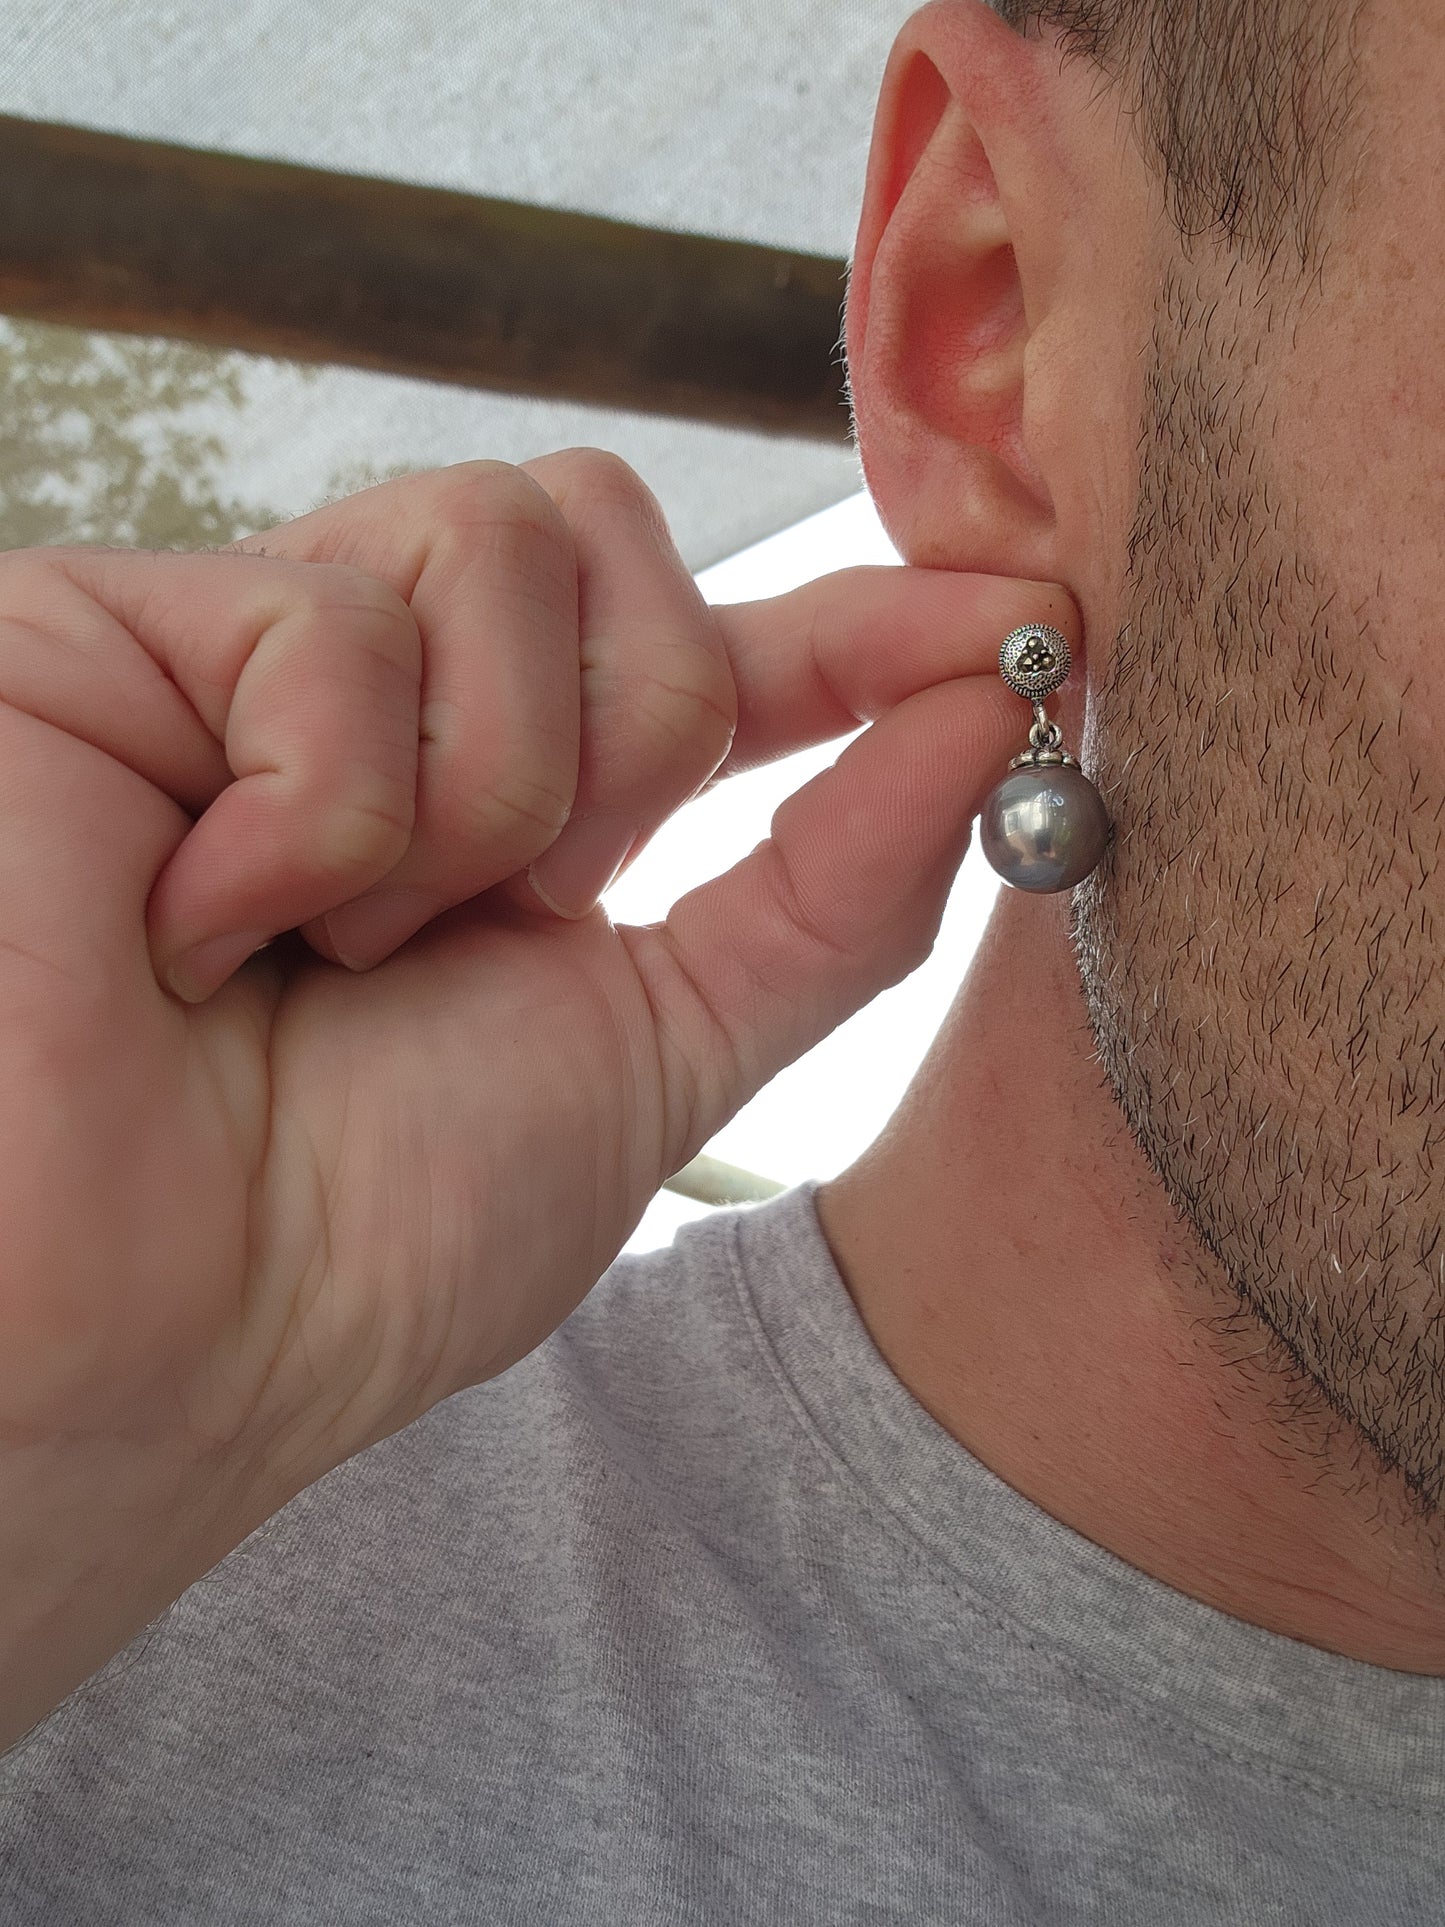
xmin=524 ymin=863 xmax=600 ymax=921
xmin=162 ymin=929 xmax=271 ymax=1004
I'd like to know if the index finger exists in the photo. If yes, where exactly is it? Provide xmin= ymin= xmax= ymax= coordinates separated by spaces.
xmin=708 ymin=566 xmax=1080 ymax=778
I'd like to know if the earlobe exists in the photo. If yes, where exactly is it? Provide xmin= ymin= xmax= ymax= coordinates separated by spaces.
xmin=846 ymin=3 xmax=1069 ymax=581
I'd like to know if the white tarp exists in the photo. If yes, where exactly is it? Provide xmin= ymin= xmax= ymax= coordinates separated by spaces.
xmin=2 ymin=1 xmax=916 ymax=565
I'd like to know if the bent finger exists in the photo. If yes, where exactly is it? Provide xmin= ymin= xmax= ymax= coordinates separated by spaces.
xmin=33 ymin=547 xmax=426 ymax=1002
xmin=507 ymin=447 xmax=737 ymax=922
xmin=619 ymin=667 xmax=1023 ymax=1173
xmin=232 ymin=463 xmax=584 ymax=971
xmin=708 ymin=565 xmax=1079 ymax=777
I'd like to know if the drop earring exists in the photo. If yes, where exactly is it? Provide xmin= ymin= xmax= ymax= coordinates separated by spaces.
xmin=979 ymin=624 xmax=1111 ymax=892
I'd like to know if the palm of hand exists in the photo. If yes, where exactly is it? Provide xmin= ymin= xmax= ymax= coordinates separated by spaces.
xmin=228 ymin=903 xmax=668 ymax=1479
xmin=11 ymin=794 xmax=671 ymax=1499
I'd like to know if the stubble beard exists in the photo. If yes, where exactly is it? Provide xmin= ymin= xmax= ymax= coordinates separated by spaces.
xmin=1071 ymin=258 xmax=1445 ymax=1558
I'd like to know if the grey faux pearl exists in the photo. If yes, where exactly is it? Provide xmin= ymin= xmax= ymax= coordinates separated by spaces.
xmin=980 ymin=766 xmax=1111 ymax=893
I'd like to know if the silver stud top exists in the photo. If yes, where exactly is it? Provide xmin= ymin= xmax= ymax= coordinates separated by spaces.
xmin=999 ymin=624 xmax=1072 ymax=701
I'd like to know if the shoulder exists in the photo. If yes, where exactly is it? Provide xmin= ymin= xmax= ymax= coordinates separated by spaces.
xmin=454 ymin=1184 xmax=822 ymax=1491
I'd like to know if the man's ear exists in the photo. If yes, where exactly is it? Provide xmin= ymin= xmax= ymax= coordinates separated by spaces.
xmin=846 ymin=0 xmax=1157 ymax=596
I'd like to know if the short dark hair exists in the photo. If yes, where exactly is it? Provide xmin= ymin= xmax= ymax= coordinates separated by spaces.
xmin=993 ymin=0 xmax=1363 ymax=267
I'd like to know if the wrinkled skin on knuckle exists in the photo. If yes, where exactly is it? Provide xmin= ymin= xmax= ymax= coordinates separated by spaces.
xmin=758 ymin=836 xmax=854 ymax=979
xmin=451 ymin=759 xmax=575 ymax=871
xmin=525 ymin=447 xmax=675 ymax=550
xmin=300 ymin=562 xmax=420 ymax=648
xmin=0 ymin=547 xmax=63 ymax=609
xmin=309 ymin=782 xmax=415 ymax=885
xmin=413 ymin=462 xmax=576 ymax=590
xmin=269 ymin=461 xmax=577 ymax=607
xmin=619 ymin=920 xmax=743 ymax=1177
xmin=0 ymin=546 xmax=168 ymax=641
xmin=297 ymin=580 xmax=423 ymax=883
xmin=631 ymin=643 xmax=738 ymax=784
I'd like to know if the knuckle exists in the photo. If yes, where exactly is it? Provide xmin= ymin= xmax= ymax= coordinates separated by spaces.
xmin=623 ymin=920 xmax=744 ymax=1171
xmin=640 ymin=652 xmax=738 ymax=770
xmin=0 ymin=547 xmax=105 ymax=624
xmin=292 ymin=560 xmax=417 ymax=641
xmin=452 ymin=763 xmax=574 ymax=857
xmin=589 ymin=624 xmax=739 ymax=766
xmin=277 ymin=461 xmax=577 ymax=597
xmin=620 ymin=926 xmax=699 ymax=1130
xmin=311 ymin=783 xmax=415 ymax=883
xmin=524 ymin=446 xmax=672 ymax=546
xmin=763 ymin=836 xmax=853 ymax=974
xmin=413 ymin=462 xmax=575 ymax=572
xmin=525 ymin=446 xmax=640 ymax=495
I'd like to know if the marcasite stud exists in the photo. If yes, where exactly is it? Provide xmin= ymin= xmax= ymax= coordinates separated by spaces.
xmin=979 ymin=624 xmax=1111 ymax=893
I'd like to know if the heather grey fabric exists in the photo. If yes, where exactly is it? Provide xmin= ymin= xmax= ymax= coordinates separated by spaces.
xmin=3 ymin=1181 xmax=1443 ymax=1923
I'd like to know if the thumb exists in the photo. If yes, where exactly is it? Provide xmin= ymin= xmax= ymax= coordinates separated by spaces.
xmin=625 ymin=666 xmax=1025 ymax=1172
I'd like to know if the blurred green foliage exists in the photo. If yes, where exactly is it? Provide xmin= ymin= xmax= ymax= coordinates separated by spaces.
xmin=0 ymin=318 xmax=287 ymax=550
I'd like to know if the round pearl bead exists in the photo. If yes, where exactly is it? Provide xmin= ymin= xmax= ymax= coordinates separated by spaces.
xmin=979 ymin=767 xmax=1111 ymax=893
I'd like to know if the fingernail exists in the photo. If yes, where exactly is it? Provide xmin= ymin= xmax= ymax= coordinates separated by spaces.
xmin=527 ymin=812 xmax=639 ymax=920
xmin=323 ymin=886 xmax=438 ymax=972
xmin=165 ymin=929 xmax=271 ymax=1004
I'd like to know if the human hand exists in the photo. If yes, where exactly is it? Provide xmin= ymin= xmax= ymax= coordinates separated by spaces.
xmin=0 ymin=452 xmax=1074 ymax=1749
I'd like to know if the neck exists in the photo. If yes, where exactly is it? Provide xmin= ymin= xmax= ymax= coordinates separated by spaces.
xmin=815 ymin=883 xmax=1445 ymax=1673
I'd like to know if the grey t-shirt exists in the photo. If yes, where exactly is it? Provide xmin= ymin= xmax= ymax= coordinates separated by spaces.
xmin=3 ymin=1181 xmax=1443 ymax=1923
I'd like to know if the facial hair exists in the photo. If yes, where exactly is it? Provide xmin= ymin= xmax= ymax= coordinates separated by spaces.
xmin=1071 ymin=258 xmax=1445 ymax=1551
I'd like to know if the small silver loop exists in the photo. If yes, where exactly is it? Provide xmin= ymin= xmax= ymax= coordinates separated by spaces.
xmin=1028 ymin=714 xmax=1064 ymax=754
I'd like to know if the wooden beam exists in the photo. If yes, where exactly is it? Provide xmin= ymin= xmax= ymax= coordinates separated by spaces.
xmin=0 ymin=115 xmax=853 ymax=442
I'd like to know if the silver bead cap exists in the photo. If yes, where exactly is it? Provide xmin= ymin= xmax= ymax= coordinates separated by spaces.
xmin=1010 ymin=747 xmax=1079 ymax=771
xmin=999 ymin=624 xmax=1072 ymax=701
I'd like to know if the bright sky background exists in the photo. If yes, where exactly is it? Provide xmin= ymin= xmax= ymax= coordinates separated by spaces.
xmin=615 ymin=490 xmax=1003 ymax=1254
